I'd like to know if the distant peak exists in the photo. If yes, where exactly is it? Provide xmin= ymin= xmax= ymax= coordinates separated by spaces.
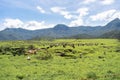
xmin=110 ymin=18 xmax=120 ymax=23
xmin=111 ymin=18 xmax=120 ymax=22
xmin=54 ymin=24 xmax=68 ymax=28
xmin=114 ymin=18 xmax=120 ymax=21
xmin=105 ymin=18 xmax=120 ymax=27
xmin=53 ymin=24 xmax=69 ymax=30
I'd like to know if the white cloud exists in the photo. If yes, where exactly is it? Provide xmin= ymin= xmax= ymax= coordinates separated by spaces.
xmin=36 ymin=6 xmax=45 ymax=13
xmin=83 ymin=0 xmax=114 ymax=5
xmin=90 ymin=9 xmax=120 ymax=21
xmin=51 ymin=7 xmax=73 ymax=19
xmin=69 ymin=19 xmax=84 ymax=27
xmin=24 ymin=21 xmax=53 ymax=30
xmin=77 ymin=7 xmax=89 ymax=17
xmin=0 ymin=18 xmax=54 ymax=30
xmin=101 ymin=0 xmax=114 ymax=5
xmin=69 ymin=7 xmax=89 ymax=26
xmin=3 ymin=18 xmax=24 ymax=28
xmin=83 ymin=0 xmax=96 ymax=4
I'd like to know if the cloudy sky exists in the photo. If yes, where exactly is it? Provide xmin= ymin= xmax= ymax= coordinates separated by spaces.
xmin=0 ymin=0 xmax=120 ymax=30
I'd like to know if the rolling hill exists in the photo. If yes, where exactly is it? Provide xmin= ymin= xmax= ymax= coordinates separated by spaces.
xmin=0 ymin=18 xmax=120 ymax=40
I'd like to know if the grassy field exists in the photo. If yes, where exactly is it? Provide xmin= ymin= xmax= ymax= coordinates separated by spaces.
xmin=0 ymin=39 xmax=120 ymax=80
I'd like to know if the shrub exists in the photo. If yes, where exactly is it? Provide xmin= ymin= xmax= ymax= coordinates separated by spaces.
xmin=28 ymin=45 xmax=35 ymax=50
xmin=11 ymin=49 xmax=17 ymax=56
xmin=0 ymin=47 xmax=5 ymax=55
xmin=17 ymin=46 xmax=26 ymax=56
xmin=86 ymin=72 xmax=97 ymax=80
xmin=105 ymin=70 xmax=120 ymax=80
xmin=0 ymin=46 xmax=11 ymax=55
xmin=11 ymin=46 xmax=26 ymax=56
xmin=16 ymin=74 xmax=24 ymax=80
xmin=36 ymin=52 xmax=52 ymax=60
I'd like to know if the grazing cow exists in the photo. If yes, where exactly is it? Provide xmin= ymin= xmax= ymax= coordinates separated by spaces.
xmin=46 ymin=47 xmax=49 ymax=49
xmin=56 ymin=52 xmax=66 ymax=57
xmin=25 ymin=49 xmax=37 ymax=55
xmin=98 ymin=56 xmax=104 ymax=59
xmin=70 ymin=44 xmax=75 ymax=48
xmin=63 ymin=44 xmax=67 ymax=48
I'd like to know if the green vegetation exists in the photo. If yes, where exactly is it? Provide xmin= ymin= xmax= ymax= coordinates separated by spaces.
xmin=0 ymin=39 xmax=120 ymax=80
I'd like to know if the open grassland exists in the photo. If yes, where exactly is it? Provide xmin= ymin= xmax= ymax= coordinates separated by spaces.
xmin=0 ymin=39 xmax=120 ymax=80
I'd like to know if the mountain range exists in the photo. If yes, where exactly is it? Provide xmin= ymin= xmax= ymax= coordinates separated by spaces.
xmin=0 ymin=18 xmax=120 ymax=40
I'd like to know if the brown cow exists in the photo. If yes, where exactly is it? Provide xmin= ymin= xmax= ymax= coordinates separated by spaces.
xmin=25 ymin=49 xmax=37 ymax=55
xmin=28 ymin=49 xmax=37 ymax=54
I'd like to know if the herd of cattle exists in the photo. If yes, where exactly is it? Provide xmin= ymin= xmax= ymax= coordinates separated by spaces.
xmin=24 ymin=42 xmax=105 ymax=55
xmin=1 ymin=42 xmax=115 ymax=57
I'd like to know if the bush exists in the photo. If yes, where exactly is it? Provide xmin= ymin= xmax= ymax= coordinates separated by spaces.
xmin=0 ymin=46 xmax=11 ymax=55
xmin=11 ymin=49 xmax=17 ymax=56
xmin=36 ymin=52 xmax=52 ymax=60
xmin=28 ymin=45 xmax=35 ymax=50
xmin=17 ymin=46 xmax=26 ymax=56
xmin=105 ymin=70 xmax=120 ymax=80
xmin=86 ymin=72 xmax=97 ymax=80
xmin=16 ymin=74 xmax=24 ymax=80
xmin=10 ymin=46 xmax=26 ymax=56
xmin=0 ymin=46 xmax=26 ymax=56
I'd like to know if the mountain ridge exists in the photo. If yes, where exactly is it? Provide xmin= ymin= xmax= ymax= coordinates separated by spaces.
xmin=0 ymin=18 xmax=120 ymax=40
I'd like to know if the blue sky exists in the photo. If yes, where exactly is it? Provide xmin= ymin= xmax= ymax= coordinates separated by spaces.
xmin=0 ymin=0 xmax=120 ymax=30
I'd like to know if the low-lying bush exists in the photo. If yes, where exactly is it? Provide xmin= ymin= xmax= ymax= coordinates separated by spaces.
xmin=86 ymin=71 xmax=98 ymax=80
xmin=36 ymin=52 xmax=52 ymax=60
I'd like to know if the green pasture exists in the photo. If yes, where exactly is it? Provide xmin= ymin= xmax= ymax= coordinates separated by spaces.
xmin=0 ymin=39 xmax=120 ymax=80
